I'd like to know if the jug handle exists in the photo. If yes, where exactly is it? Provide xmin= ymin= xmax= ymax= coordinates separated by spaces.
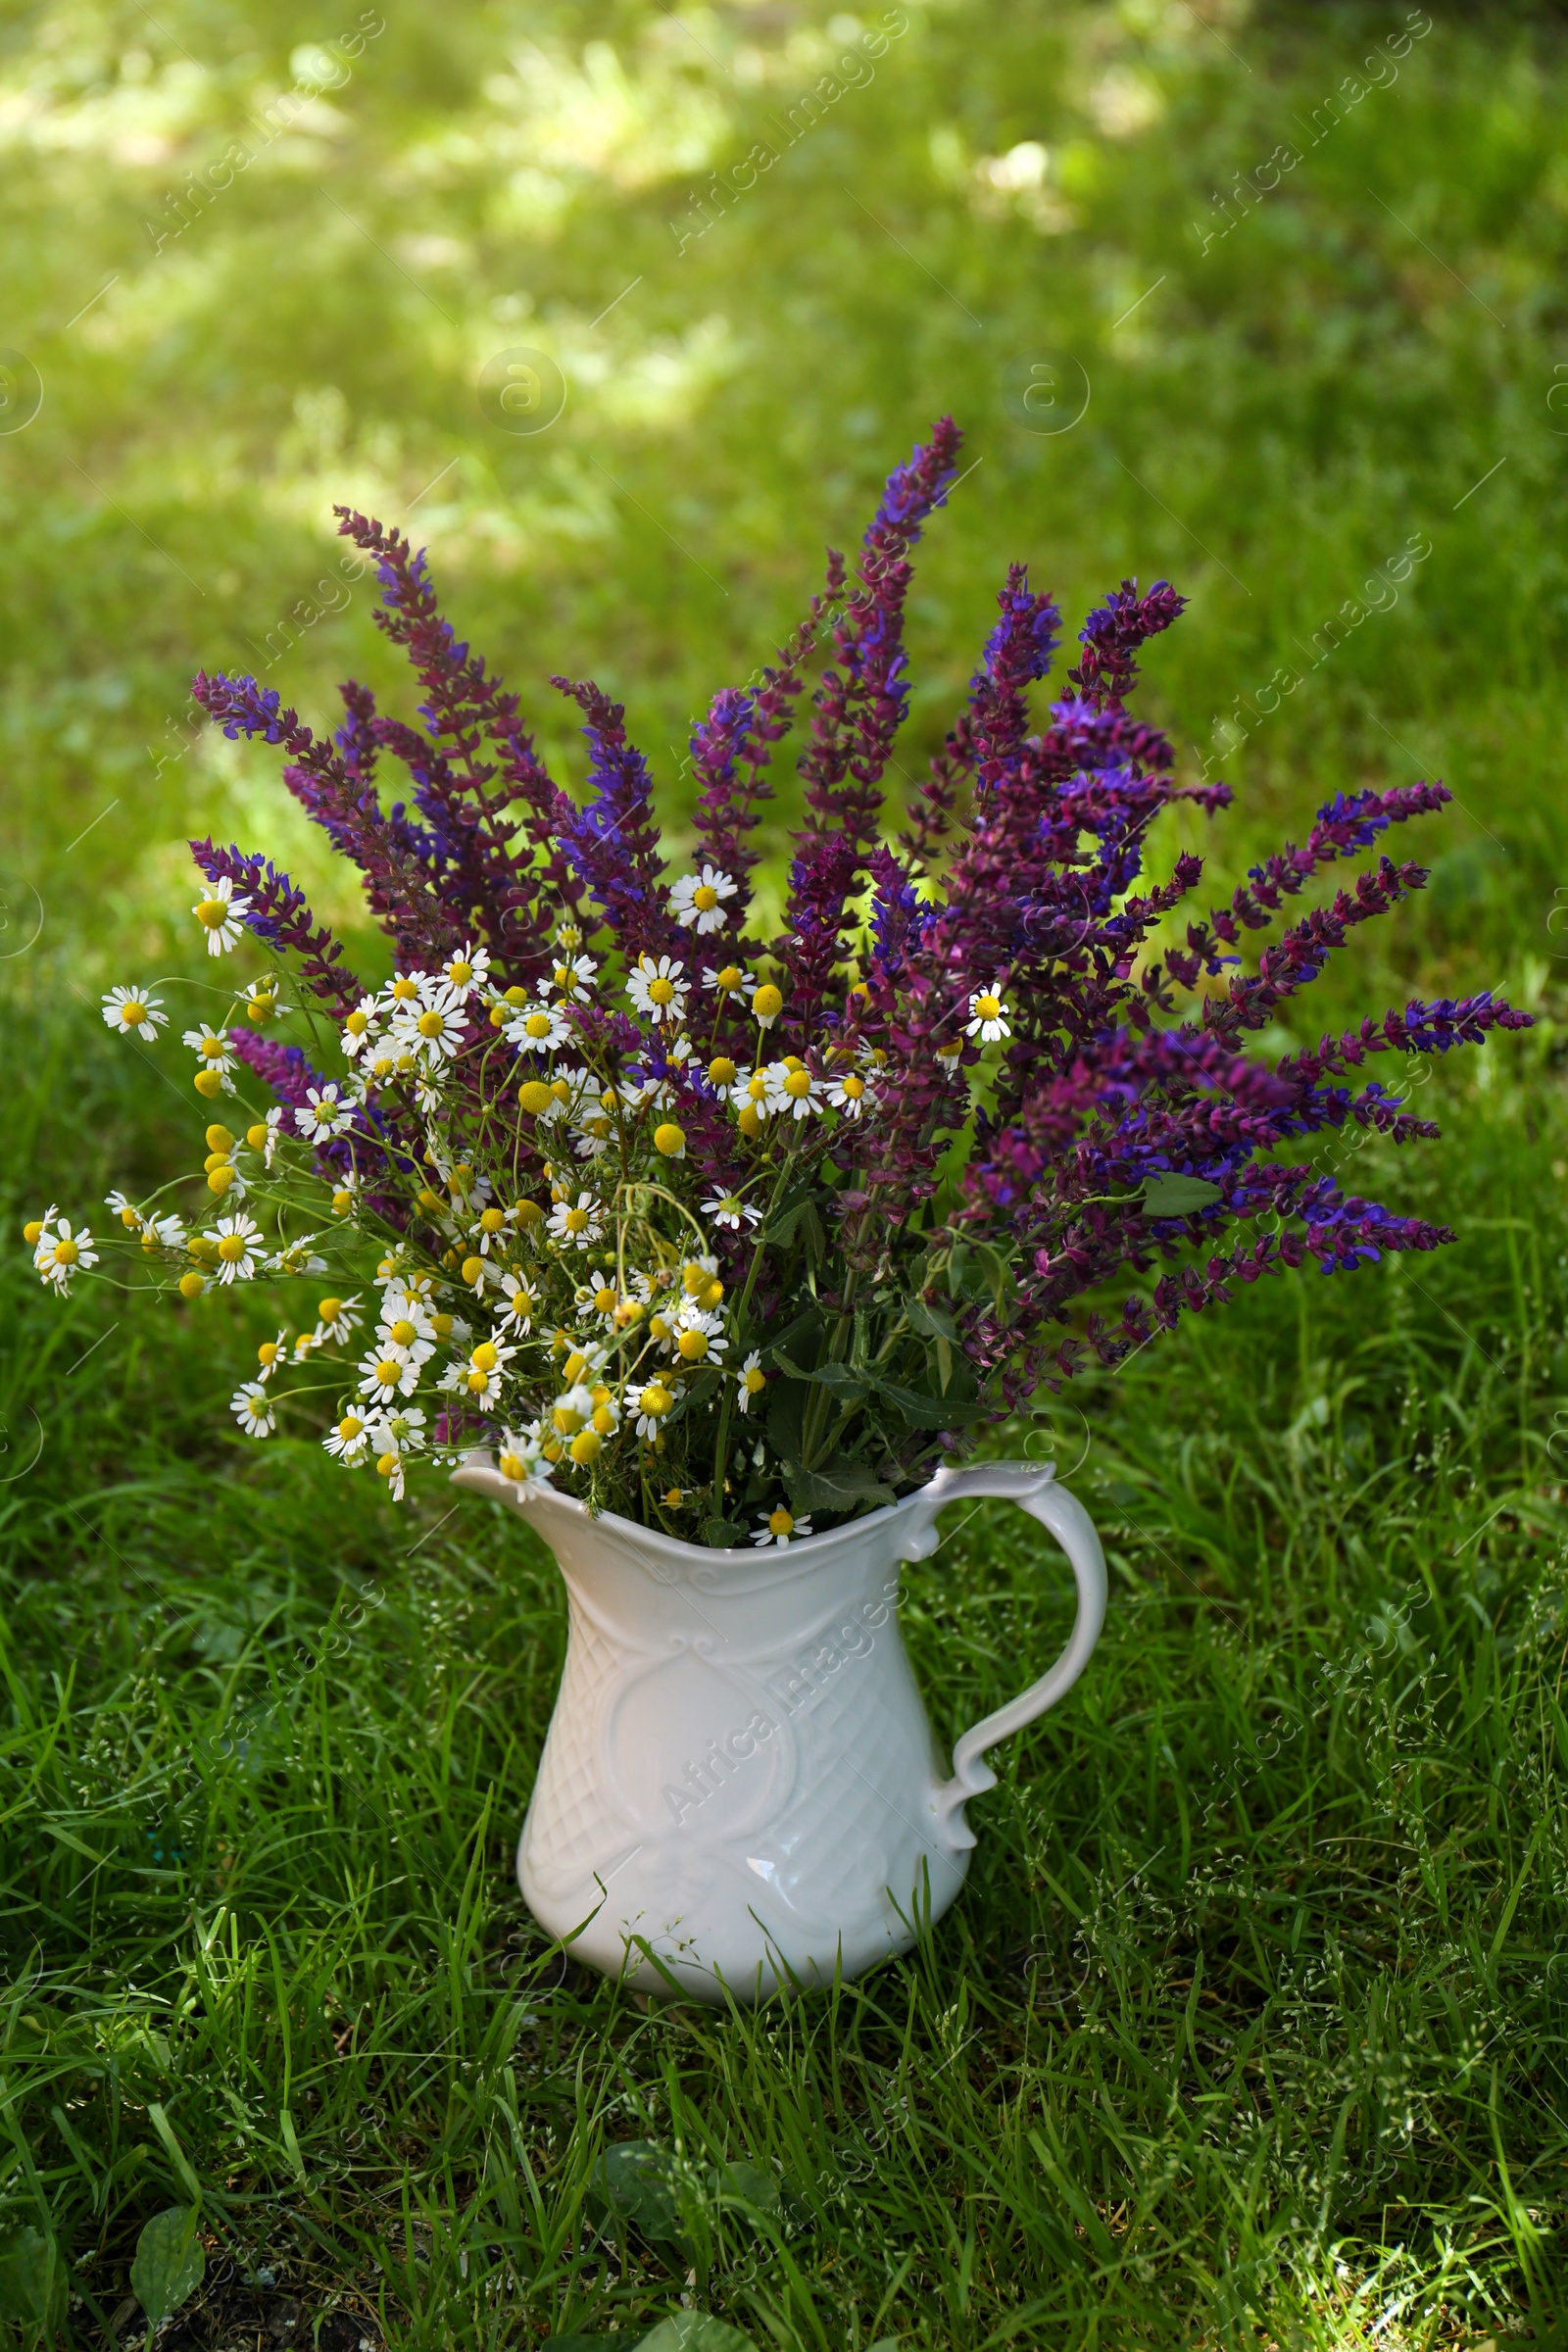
xmin=904 ymin=1463 xmax=1107 ymax=1845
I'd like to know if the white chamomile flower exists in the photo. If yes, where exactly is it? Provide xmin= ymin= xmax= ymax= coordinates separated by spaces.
xmin=669 ymin=864 xmax=737 ymax=935
xmin=256 ymin=1104 xmax=286 ymax=1168
xmin=547 ymin=1191 xmax=604 ymax=1250
xmin=826 ymin=1070 xmax=875 ymax=1119
xmin=495 ymin=1429 xmax=553 ymax=1493
xmin=296 ymin=1083 xmax=355 ymax=1142
xmin=440 ymin=941 xmax=491 ymax=998
xmin=763 ymin=1060 xmax=823 ymax=1121
xmin=380 ymin=970 xmax=424 ymax=1017
xmin=191 ymin=873 xmax=251 ymax=955
xmin=212 ymin=1212 xmax=262 ymax=1284
xmin=729 ymin=1068 xmax=775 ymax=1120
xmin=143 ymin=1211 xmax=187 ymax=1252
xmin=358 ymin=1346 xmax=423 ymax=1402
xmin=268 ymin=1234 xmax=328 ymax=1278
xmin=182 ymin=1026 xmax=236 ymax=1087
xmin=230 ymin=1382 xmax=275 ymax=1437
xmin=506 ymin=997 xmax=570 ymax=1055
xmin=438 ymin=1336 xmax=516 ymax=1409
xmin=494 ymin=1272 xmax=538 ymax=1333
xmin=323 ymin=1409 xmax=370 ymax=1463
xmin=255 ymin=1327 xmax=288 ymax=1382
xmin=626 ymin=954 xmax=689 ymax=1029
xmin=104 ymin=1188 xmax=142 ymax=1232
xmin=670 ymin=1301 xmax=728 ymax=1366
xmin=33 ymin=1215 xmax=97 ymax=1294
xmin=376 ymin=1292 xmax=437 ymax=1364
xmin=342 ymin=995 xmax=381 ymax=1057
xmin=736 ymin=1351 xmax=766 ymax=1413
xmin=631 ymin=1380 xmax=677 ymax=1442
xmin=240 ymin=978 xmax=288 ymax=1021
xmin=753 ymin=1505 xmax=810 ymax=1548
xmin=702 ymin=1191 xmax=760 ymax=1232
xmin=965 ymin=983 xmax=1012 ymax=1044
xmin=403 ymin=986 xmax=468 ymax=1062
xmin=549 ymin=1383 xmax=598 ymax=1439
xmin=702 ymin=961 xmax=755 ymax=1003
xmin=368 ymin=1405 xmax=428 ymax=1501
xmin=101 ymin=984 xmax=167 ymax=1038
xmin=550 ymin=952 xmax=598 ymax=1003
xmin=314 ymin=1294 xmax=361 ymax=1347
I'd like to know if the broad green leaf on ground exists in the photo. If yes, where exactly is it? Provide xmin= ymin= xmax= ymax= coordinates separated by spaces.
xmin=635 ymin=2318 xmax=758 ymax=2352
xmin=588 ymin=2141 xmax=685 ymax=2244
xmin=130 ymin=2206 xmax=206 ymax=2332
xmin=0 ymin=2228 xmax=66 ymax=2341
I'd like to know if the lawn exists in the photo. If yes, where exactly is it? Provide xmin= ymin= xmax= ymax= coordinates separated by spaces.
xmin=4 ymin=0 xmax=1568 ymax=2344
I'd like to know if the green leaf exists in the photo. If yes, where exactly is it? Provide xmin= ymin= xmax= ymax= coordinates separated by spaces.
xmin=543 ymin=2338 xmax=619 ymax=2351
xmin=906 ymin=1295 xmax=957 ymax=1345
xmin=1141 ymin=1173 xmax=1224 ymax=1216
xmin=874 ymin=1378 xmax=989 ymax=1430
xmin=636 ymin=2319 xmax=758 ymax=2352
xmin=764 ymin=1376 xmax=808 ymax=1466
xmin=801 ymin=1360 xmax=870 ymax=1402
xmin=130 ymin=2205 xmax=206 ymax=2333
xmin=0 ymin=2227 xmax=66 ymax=2342
xmin=787 ymin=1455 xmax=897 ymax=1515
xmin=588 ymin=2140 xmax=685 ymax=2244
xmin=705 ymin=1515 xmax=748 ymax=1550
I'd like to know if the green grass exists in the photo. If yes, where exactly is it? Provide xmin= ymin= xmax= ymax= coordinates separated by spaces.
xmin=7 ymin=0 xmax=1568 ymax=2343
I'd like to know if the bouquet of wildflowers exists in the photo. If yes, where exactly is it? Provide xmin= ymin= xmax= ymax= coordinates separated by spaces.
xmin=27 ymin=419 xmax=1526 ymax=1547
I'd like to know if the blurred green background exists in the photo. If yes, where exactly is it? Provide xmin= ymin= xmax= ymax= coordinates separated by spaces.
xmin=3 ymin=0 xmax=1565 ymax=978
xmin=8 ymin=2 xmax=1568 ymax=2345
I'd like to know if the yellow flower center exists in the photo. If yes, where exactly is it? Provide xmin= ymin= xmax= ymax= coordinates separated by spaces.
xmin=259 ymin=1342 xmax=279 ymax=1366
xmin=642 ymin=1386 xmax=672 ymax=1417
xmin=389 ymin=1320 xmax=416 ymax=1348
xmin=654 ymin=1122 xmax=685 ymax=1156
xmin=746 ymin=1073 xmax=768 ymax=1101
xmin=121 ymin=1000 xmax=148 ymax=1025
xmin=217 ymin=1234 xmax=247 ymax=1263
xmin=376 ymin=1451 xmax=399 ymax=1479
xmin=569 ymin=1429 xmax=602 ymax=1464
xmin=785 ymin=1069 xmax=811 ymax=1099
xmin=53 ymin=1238 xmax=78 ymax=1266
xmin=754 ymin=983 xmax=782 ymax=1019
xmin=594 ymin=1287 xmax=617 ymax=1313
xmin=842 ymin=1074 xmax=865 ymax=1099
xmin=462 ymin=1254 xmax=484 ymax=1286
xmin=416 ymin=1007 xmax=445 ymax=1038
xmin=975 ymin=993 xmax=1002 ymax=1019
xmin=524 ymin=1011 xmax=553 ymax=1037
xmin=553 ymin=1404 xmax=582 ymax=1435
xmin=346 ymin=1010 xmax=369 ymax=1036
xmin=431 ymin=1312 xmax=454 ymax=1338
xmin=663 ymin=1488 xmax=684 ymax=1506
xmin=499 ymin=1450 xmax=525 ymax=1480
xmin=648 ymin=976 xmax=675 ymax=1006
xmin=564 ymin=1207 xmax=589 ymax=1233
xmin=710 ymin=1057 xmax=738 ymax=1089
xmin=677 ymin=1328 xmax=710 ymax=1362
xmin=391 ymin=976 xmax=418 ymax=1000
xmin=744 ymin=1366 xmax=766 ymax=1395
xmin=318 ymin=1297 xmax=342 ymax=1323
xmin=195 ymin=899 xmax=227 ymax=929
xmin=375 ymin=1360 xmax=399 ymax=1387
xmin=693 ymin=884 xmax=718 ymax=910
xmin=480 ymin=1207 xmax=506 ymax=1233
xmin=199 ymin=1036 xmax=224 ymax=1060
xmin=466 ymin=1369 xmax=488 ymax=1394
xmin=553 ymin=964 xmax=572 ymax=989
xmin=768 ymin=1508 xmax=795 ymax=1538
xmin=448 ymin=958 xmax=472 ymax=985
xmin=338 ymin=1415 xmax=363 ymax=1441
xmin=471 ymin=1342 xmax=499 ymax=1372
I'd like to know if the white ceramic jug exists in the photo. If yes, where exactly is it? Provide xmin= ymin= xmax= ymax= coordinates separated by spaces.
xmin=451 ymin=1456 xmax=1107 ymax=2003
